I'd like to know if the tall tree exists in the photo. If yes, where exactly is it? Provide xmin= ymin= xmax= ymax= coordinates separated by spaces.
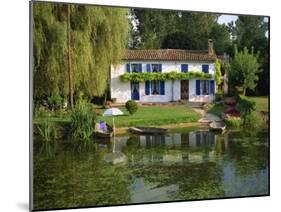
xmin=132 ymin=9 xmax=230 ymax=54
xmin=132 ymin=9 xmax=179 ymax=49
xmin=234 ymin=16 xmax=269 ymax=95
xmin=229 ymin=46 xmax=260 ymax=96
xmin=33 ymin=2 xmax=129 ymax=104
xmin=210 ymin=24 xmax=231 ymax=55
xmin=67 ymin=5 xmax=73 ymax=108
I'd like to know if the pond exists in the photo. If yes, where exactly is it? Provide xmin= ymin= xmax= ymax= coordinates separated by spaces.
xmin=33 ymin=128 xmax=269 ymax=210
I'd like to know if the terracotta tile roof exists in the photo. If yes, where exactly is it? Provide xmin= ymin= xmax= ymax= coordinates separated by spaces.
xmin=123 ymin=49 xmax=217 ymax=62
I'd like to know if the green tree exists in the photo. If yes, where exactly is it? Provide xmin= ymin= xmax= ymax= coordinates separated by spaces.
xmin=234 ymin=16 xmax=269 ymax=95
xmin=132 ymin=9 xmax=178 ymax=49
xmin=33 ymin=2 xmax=129 ymax=105
xmin=229 ymin=46 xmax=260 ymax=95
xmin=210 ymin=24 xmax=231 ymax=55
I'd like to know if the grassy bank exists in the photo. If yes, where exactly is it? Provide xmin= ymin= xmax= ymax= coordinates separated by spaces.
xmin=99 ymin=105 xmax=200 ymax=127
xmin=34 ymin=105 xmax=201 ymax=128
xmin=247 ymin=96 xmax=268 ymax=112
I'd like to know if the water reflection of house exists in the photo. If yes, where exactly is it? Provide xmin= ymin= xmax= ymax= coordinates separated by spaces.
xmin=134 ymin=131 xmax=217 ymax=164
xmin=139 ymin=131 xmax=215 ymax=148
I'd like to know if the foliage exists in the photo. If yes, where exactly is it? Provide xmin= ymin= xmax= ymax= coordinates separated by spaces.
xmin=132 ymin=9 xmax=230 ymax=53
xmin=37 ymin=121 xmax=57 ymax=141
xmin=47 ymin=94 xmax=64 ymax=111
xmin=215 ymin=93 xmax=223 ymax=102
xmin=247 ymin=96 xmax=268 ymax=111
xmin=125 ymin=100 xmax=138 ymax=115
xmin=210 ymin=24 xmax=231 ymax=55
xmin=70 ymin=98 xmax=96 ymax=140
xmin=237 ymin=95 xmax=259 ymax=128
xmin=132 ymin=9 xmax=179 ymax=49
xmin=229 ymin=46 xmax=260 ymax=95
xmin=120 ymin=71 xmax=212 ymax=82
xmin=224 ymin=116 xmax=241 ymax=128
xmin=233 ymin=16 xmax=269 ymax=96
xmin=33 ymin=2 xmax=129 ymax=100
xmin=242 ymin=112 xmax=260 ymax=128
xmin=237 ymin=95 xmax=256 ymax=116
xmin=162 ymin=31 xmax=193 ymax=49
xmin=215 ymin=59 xmax=222 ymax=86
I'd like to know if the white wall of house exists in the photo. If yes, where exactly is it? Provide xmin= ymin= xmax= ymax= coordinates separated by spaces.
xmin=111 ymin=60 xmax=215 ymax=103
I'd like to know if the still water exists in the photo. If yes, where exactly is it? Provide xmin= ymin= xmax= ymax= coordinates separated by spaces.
xmin=33 ymin=129 xmax=269 ymax=210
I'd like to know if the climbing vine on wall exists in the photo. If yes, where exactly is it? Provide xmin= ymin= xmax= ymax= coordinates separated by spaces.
xmin=120 ymin=71 xmax=213 ymax=82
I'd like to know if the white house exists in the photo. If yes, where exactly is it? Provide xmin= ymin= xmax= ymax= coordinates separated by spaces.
xmin=111 ymin=39 xmax=217 ymax=103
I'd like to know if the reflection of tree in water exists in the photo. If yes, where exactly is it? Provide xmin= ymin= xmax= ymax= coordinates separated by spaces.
xmin=224 ymin=130 xmax=268 ymax=176
xmin=123 ymin=134 xmax=225 ymax=200
xmin=33 ymin=139 xmax=132 ymax=210
xmin=133 ymin=163 xmax=224 ymax=200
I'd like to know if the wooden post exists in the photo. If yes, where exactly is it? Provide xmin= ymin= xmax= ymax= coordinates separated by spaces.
xmin=67 ymin=5 xmax=74 ymax=109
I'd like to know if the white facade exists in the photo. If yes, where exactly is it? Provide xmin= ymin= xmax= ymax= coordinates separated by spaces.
xmin=111 ymin=60 xmax=215 ymax=103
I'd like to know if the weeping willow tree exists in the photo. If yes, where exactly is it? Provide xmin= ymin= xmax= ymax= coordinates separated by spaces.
xmin=33 ymin=2 xmax=129 ymax=106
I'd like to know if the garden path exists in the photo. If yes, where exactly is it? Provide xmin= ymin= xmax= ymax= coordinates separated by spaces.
xmin=192 ymin=108 xmax=222 ymax=124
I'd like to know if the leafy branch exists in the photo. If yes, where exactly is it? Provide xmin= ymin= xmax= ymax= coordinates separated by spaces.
xmin=120 ymin=71 xmax=213 ymax=82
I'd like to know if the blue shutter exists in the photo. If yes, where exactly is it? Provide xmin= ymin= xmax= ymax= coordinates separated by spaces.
xmin=145 ymin=81 xmax=150 ymax=95
xmin=126 ymin=63 xmax=131 ymax=73
xmin=210 ymin=80 xmax=215 ymax=94
xmin=138 ymin=64 xmax=142 ymax=73
xmin=181 ymin=64 xmax=188 ymax=73
xmin=146 ymin=64 xmax=151 ymax=72
xmin=202 ymin=64 xmax=209 ymax=73
xmin=196 ymin=80 xmax=201 ymax=95
xmin=158 ymin=64 xmax=162 ymax=72
xmin=160 ymin=81 xmax=165 ymax=95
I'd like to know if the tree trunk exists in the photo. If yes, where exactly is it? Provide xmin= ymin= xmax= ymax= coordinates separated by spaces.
xmin=243 ymin=88 xmax=246 ymax=96
xmin=67 ymin=5 xmax=74 ymax=109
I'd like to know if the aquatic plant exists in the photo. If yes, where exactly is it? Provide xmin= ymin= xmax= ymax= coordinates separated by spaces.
xmin=70 ymin=99 xmax=96 ymax=140
xmin=37 ymin=121 xmax=56 ymax=142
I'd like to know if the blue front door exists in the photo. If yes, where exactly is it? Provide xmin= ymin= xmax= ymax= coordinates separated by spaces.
xmin=131 ymin=81 xmax=140 ymax=100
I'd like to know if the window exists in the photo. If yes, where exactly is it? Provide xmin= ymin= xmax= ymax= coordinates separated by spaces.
xmin=181 ymin=64 xmax=189 ymax=73
xmin=131 ymin=64 xmax=142 ymax=73
xmin=202 ymin=64 xmax=209 ymax=73
xmin=200 ymin=80 xmax=210 ymax=95
xmin=151 ymin=80 xmax=160 ymax=95
xmin=152 ymin=64 xmax=161 ymax=72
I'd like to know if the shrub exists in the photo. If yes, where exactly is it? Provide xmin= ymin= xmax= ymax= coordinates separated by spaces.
xmin=236 ymin=95 xmax=259 ymax=128
xmin=37 ymin=121 xmax=57 ymax=141
xmin=237 ymin=95 xmax=256 ymax=115
xmin=47 ymin=94 xmax=63 ymax=111
xmin=242 ymin=112 xmax=260 ymax=128
xmin=224 ymin=116 xmax=241 ymax=128
xmin=125 ymin=100 xmax=138 ymax=115
xmin=215 ymin=93 xmax=223 ymax=102
xmin=70 ymin=99 xmax=96 ymax=140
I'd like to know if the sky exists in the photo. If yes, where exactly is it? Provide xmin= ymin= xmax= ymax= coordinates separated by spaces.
xmin=218 ymin=15 xmax=238 ymax=25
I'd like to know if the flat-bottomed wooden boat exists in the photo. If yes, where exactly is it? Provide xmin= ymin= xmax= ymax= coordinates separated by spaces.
xmin=209 ymin=121 xmax=226 ymax=132
xmin=129 ymin=127 xmax=168 ymax=134
xmin=95 ymin=122 xmax=113 ymax=138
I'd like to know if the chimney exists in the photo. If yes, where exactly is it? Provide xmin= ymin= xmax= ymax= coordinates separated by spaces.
xmin=208 ymin=39 xmax=214 ymax=55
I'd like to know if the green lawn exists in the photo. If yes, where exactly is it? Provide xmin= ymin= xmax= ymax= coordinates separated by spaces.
xmin=247 ymin=96 xmax=269 ymax=111
xmin=34 ymin=105 xmax=201 ymax=128
xmin=98 ymin=105 xmax=201 ymax=127
xmin=205 ymin=103 xmax=224 ymax=117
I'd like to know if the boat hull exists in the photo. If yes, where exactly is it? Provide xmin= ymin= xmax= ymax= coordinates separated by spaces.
xmin=129 ymin=127 xmax=167 ymax=134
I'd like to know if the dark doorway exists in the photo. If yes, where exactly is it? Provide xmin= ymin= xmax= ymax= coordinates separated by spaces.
xmin=181 ymin=80 xmax=189 ymax=100
xmin=131 ymin=81 xmax=140 ymax=100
